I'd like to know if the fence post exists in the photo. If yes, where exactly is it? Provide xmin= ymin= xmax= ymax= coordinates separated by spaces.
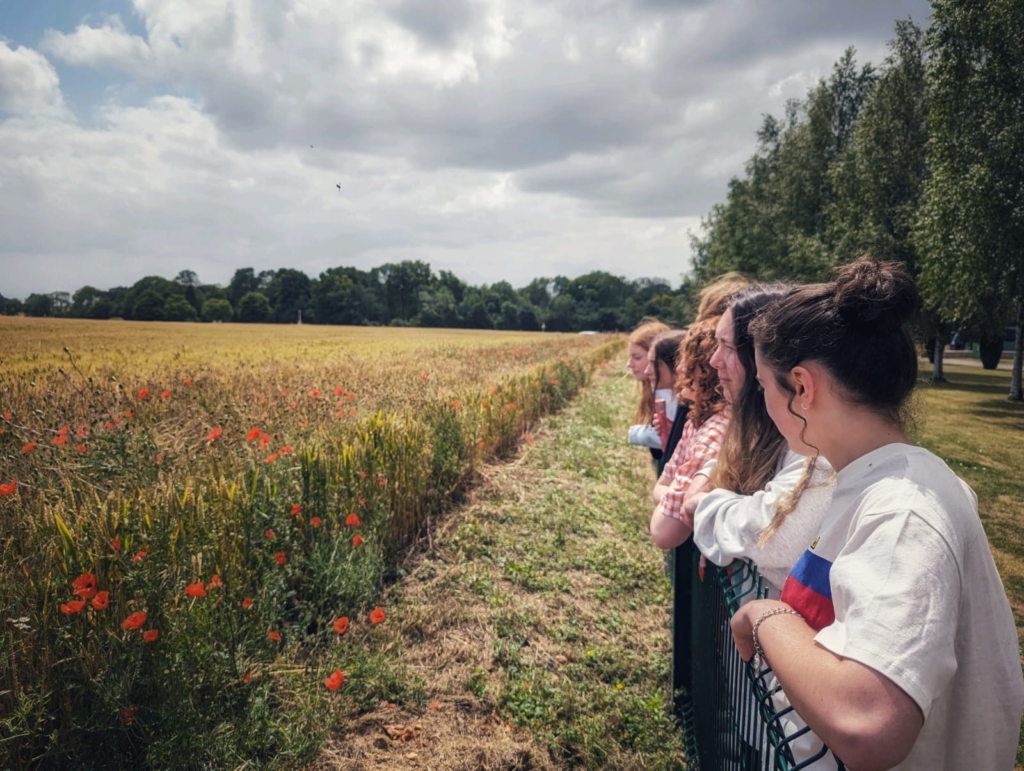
xmin=671 ymin=539 xmax=695 ymax=715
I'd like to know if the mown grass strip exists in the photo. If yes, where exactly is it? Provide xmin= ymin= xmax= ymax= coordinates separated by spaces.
xmin=322 ymin=370 xmax=688 ymax=770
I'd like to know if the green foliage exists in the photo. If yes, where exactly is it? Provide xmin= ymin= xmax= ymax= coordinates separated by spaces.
xmin=163 ymin=294 xmax=199 ymax=322
xmin=914 ymin=0 xmax=1024 ymax=398
xmin=24 ymin=293 xmax=53 ymax=317
xmin=132 ymin=289 xmax=166 ymax=321
xmin=201 ymin=298 xmax=233 ymax=323
xmin=237 ymin=291 xmax=273 ymax=323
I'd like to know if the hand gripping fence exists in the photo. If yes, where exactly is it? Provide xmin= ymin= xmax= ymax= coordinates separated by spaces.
xmin=670 ymin=542 xmax=847 ymax=770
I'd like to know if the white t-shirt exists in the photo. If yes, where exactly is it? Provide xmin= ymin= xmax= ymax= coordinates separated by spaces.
xmin=772 ymin=444 xmax=1023 ymax=770
xmin=692 ymin=448 xmax=833 ymax=595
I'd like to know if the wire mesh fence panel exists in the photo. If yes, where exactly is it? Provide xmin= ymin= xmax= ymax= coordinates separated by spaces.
xmin=674 ymin=549 xmax=846 ymax=770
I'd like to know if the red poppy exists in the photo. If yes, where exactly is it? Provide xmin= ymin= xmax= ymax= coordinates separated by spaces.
xmin=345 ymin=513 xmax=360 ymax=526
xmin=185 ymin=581 xmax=206 ymax=598
xmin=290 ymin=401 xmax=297 ymax=409
xmin=185 ymin=378 xmax=193 ymax=386
xmin=275 ymin=552 xmax=286 ymax=565
xmin=242 ymin=670 xmax=252 ymax=684
xmin=208 ymin=574 xmax=224 ymax=589
xmin=349 ymin=409 xmax=356 ymax=416
xmin=111 ymin=538 xmax=121 ymax=551
xmin=160 ymin=390 xmax=171 ymax=399
xmin=452 ymin=400 xmax=462 ymax=410
xmin=143 ymin=629 xmax=159 ymax=643
xmin=265 ymin=454 xmax=278 ymax=464
xmin=347 ymin=392 xmax=355 ymax=400
xmin=104 ymin=421 xmax=114 ymax=429
xmin=52 ymin=435 xmax=68 ymax=446
xmin=311 ymin=389 xmax=321 ymax=398
xmin=72 ymin=573 xmax=98 ymax=600
xmin=358 ymin=498 xmax=366 ymax=506
xmin=2 ymin=412 xmax=10 ymax=420
xmin=324 ymin=669 xmax=345 ymax=691
xmin=490 ymin=387 xmax=497 ymax=395
xmin=525 ymin=435 xmax=533 ymax=442
xmin=21 ymin=442 xmax=35 ymax=453
xmin=132 ymin=551 xmax=145 ymax=563
xmin=482 ymin=401 xmax=489 ymax=408
xmin=207 ymin=427 xmax=223 ymax=442
xmin=334 ymin=388 xmax=344 ymax=396
xmin=550 ymin=380 xmax=559 ymax=385
xmin=369 ymin=607 xmax=386 ymax=624
xmin=243 ymin=597 xmax=254 ymax=609
xmin=267 ymin=630 xmax=282 ymax=642
xmin=125 ymin=410 xmax=134 ymax=418
xmin=352 ymin=535 xmax=364 ymax=547
xmin=420 ymin=374 xmax=428 ymax=381
xmin=333 ymin=616 xmax=349 ymax=635
xmin=61 ymin=599 xmax=86 ymax=615
xmin=123 ymin=611 xmax=147 ymax=630
xmin=507 ymin=403 xmax=516 ymax=410
xmin=75 ymin=444 xmax=87 ymax=453
xmin=246 ymin=427 xmax=261 ymax=442
xmin=259 ymin=434 xmax=271 ymax=449
xmin=290 ymin=504 xmax=302 ymax=515
xmin=138 ymin=389 xmax=149 ymax=399
xmin=478 ymin=441 xmax=485 ymax=448
xmin=92 ymin=591 xmax=109 ymax=610
xmin=0 ymin=479 xmax=16 ymax=496
xmin=279 ymin=445 xmax=293 ymax=455
xmin=265 ymin=528 xmax=275 ymax=539
xmin=358 ymin=471 xmax=367 ymax=479
xmin=121 ymin=706 xmax=138 ymax=723
xmin=310 ymin=517 xmax=322 ymax=527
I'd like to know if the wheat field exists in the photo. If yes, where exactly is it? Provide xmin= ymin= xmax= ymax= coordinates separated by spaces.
xmin=0 ymin=317 xmax=620 ymax=768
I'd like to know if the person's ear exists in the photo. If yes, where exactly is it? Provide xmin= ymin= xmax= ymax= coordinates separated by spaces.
xmin=790 ymin=365 xmax=816 ymax=411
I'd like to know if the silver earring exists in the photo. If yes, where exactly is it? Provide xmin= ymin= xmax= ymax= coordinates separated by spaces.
xmin=800 ymin=403 xmax=809 ymax=411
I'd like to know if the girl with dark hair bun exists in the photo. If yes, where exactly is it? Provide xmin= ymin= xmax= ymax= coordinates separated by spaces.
xmin=729 ymin=258 xmax=1023 ymax=770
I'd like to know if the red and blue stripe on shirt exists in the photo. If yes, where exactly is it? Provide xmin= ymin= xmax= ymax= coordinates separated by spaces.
xmin=780 ymin=549 xmax=835 ymax=632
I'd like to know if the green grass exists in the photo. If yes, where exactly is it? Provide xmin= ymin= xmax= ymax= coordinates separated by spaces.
xmin=915 ymin=363 xmax=1024 ymax=768
xmin=326 ymin=371 xmax=688 ymax=769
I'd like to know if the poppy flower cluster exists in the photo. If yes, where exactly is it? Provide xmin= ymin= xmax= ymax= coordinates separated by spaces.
xmin=0 ymin=479 xmax=16 ymax=496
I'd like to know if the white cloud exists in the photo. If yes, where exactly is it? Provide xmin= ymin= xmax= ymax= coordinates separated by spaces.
xmin=41 ymin=15 xmax=153 ymax=74
xmin=0 ymin=0 xmax=933 ymax=296
xmin=0 ymin=41 xmax=69 ymax=119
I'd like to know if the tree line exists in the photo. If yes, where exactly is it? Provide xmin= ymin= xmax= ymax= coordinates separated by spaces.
xmin=690 ymin=1 xmax=1022 ymax=400
xmin=0 ymin=263 xmax=700 ymax=334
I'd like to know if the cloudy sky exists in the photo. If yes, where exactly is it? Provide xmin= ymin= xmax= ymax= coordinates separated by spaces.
xmin=0 ymin=0 xmax=931 ymax=298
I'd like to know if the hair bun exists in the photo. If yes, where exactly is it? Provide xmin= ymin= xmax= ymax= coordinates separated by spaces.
xmin=833 ymin=258 xmax=918 ymax=328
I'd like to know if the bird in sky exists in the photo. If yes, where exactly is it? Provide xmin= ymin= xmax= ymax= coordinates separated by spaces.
xmin=336 ymin=183 xmax=341 ymax=191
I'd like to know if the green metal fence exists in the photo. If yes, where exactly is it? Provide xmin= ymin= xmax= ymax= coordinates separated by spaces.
xmin=672 ymin=545 xmax=846 ymax=770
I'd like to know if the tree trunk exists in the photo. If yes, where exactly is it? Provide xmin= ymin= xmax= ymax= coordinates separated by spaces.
xmin=932 ymin=333 xmax=945 ymax=382
xmin=1010 ymin=298 xmax=1023 ymax=401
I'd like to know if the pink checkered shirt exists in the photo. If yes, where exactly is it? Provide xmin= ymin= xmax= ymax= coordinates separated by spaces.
xmin=656 ymin=408 xmax=730 ymax=522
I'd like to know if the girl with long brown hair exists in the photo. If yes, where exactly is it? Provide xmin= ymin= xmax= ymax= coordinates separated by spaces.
xmin=682 ymin=285 xmax=834 ymax=595
xmin=626 ymin=319 xmax=670 ymax=462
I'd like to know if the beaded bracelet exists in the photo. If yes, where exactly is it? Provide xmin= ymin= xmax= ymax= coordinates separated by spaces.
xmin=751 ymin=607 xmax=804 ymax=665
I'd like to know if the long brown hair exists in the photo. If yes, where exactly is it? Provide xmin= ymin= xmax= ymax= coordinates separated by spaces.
xmin=709 ymin=284 xmax=792 ymax=495
xmin=630 ymin=319 xmax=670 ymax=423
xmin=676 ymin=319 xmax=726 ymax=428
xmin=750 ymin=259 xmax=918 ymax=544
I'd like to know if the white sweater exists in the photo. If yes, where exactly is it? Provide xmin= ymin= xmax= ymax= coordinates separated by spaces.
xmin=692 ymin=449 xmax=834 ymax=596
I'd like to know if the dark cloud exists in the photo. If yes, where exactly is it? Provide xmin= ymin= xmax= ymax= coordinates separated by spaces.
xmin=387 ymin=0 xmax=480 ymax=48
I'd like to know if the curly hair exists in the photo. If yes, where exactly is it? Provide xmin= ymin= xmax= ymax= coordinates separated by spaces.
xmin=676 ymin=319 xmax=727 ymax=428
